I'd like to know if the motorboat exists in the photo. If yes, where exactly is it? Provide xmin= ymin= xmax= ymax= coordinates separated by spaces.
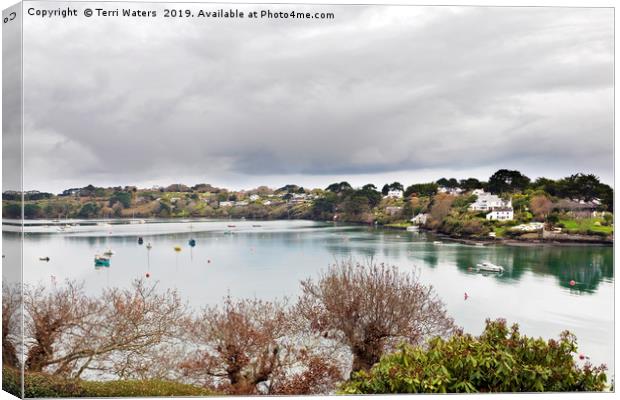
xmin=406 ymin=226 xmax=419 ymax=232
xmin=476 ymin=262 xmax=504 ymax=273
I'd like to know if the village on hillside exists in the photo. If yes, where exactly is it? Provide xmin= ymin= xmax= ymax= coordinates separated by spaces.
xmin=3 ymin=169 xmax=613 ymax=243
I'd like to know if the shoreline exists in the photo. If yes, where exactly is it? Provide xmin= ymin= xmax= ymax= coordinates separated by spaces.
xmin=4 ymin=217 xmax=614 ymax=246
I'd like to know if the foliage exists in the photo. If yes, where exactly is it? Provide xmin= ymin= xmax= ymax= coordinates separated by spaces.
xmin=341 ymin=319 xmax=608 ymax=394
xmin=487 ymin=169 xmax=531 ymax=194
xmin=2 ymin=366 xmax=212 ymax=397
xmin=404 ymin=183 xmax=438 ymax=198
xmin=109 ymin=191 xmax=132 ymax=208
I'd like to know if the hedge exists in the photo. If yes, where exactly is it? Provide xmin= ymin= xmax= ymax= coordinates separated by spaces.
xmin=2 ymin=366 xmax=213 ymax=398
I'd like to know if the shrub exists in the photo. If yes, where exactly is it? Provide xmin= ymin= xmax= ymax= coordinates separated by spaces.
xmin=2 ymin=366 xmax=213 ymax=397
xmin=341 ymin=319 xmax=607 ymax=393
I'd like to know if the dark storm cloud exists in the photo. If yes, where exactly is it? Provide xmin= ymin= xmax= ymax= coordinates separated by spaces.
xmin=21 ymin=4 xmax=613 ymax=191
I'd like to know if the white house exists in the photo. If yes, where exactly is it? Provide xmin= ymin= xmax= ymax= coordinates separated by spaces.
xmin=410 ymin=213 xmax=429 ymax=225
xmin=438 ymin=186 xmax=464 ymax=195
xmin=235 ymin=201 xmax=249 ymax=206
xmin=469 ymin=190 xmax=511 ymax=212
xmin=486 ymin=208 xmax=514 ymax=221
xmin=249 ymin=194 xmax=260 ymax=202
xmin=219 ymin=201 xmax=234 ymax=207
xmin=385 ymin=189 xmax=404 ymax=199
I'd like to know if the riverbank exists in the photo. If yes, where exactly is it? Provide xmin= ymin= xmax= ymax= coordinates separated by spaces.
xmin=381 ymin=224 xmax=613 ymax=246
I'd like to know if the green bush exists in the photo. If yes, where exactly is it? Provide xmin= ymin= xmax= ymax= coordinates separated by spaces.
xmin=341 ymin=319 xmax=607 ymax=394
xmin=2 ymin=366 xmax=213 ymax=398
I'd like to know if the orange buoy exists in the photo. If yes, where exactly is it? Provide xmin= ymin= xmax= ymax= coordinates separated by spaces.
xmin=569 ymin=280 xmax=576 ymax=287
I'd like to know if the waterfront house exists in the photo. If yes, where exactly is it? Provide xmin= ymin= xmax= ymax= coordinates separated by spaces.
xmin=486 ymin=208 xmax=514 ymax=221
xmin=249 ymin=194 xmax=260 ymax=202
xmin=411 ymin=213 xmax=429 ymax=225
xmin=219 ymin=201 xmax=234 ymax=207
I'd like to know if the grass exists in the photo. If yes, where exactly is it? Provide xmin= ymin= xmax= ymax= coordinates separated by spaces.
xmin=493 ymin=226 xmax=508 ymax=237
xmin=559 ymin=218 xmax=613 ymax=235
xmin=2 ymin=366 xmax=214 ymax=398
xmin=384 ymin=221 xmax=411 ymax=229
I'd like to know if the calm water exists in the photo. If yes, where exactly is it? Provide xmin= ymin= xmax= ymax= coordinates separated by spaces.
xmin=7 ymin=219 xmax=615 ymax=376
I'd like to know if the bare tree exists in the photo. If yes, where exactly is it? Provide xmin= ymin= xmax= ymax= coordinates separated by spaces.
xmin=23 ymin=280 xmax=97 ymax=373
xmin=428 ymin=193 xmax=455 ymax=228
xmin=22 ymin=279 xmax=186 ymax=379
xmin=296 ymin=260 xmax=457 ymax=374
xmin=2 ymin=282 xmax=21 ymax=368
xmin=180 ymin=296 xmax=342 ymax=394
xmin=530 ymin=195 xmax=553 ymax=221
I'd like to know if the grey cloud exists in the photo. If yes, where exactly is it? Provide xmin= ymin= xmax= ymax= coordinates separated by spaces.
xmin=20 ymin=4 xmax=613 ymax=191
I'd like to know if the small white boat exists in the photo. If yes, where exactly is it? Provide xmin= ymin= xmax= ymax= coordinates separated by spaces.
xmin=476 ymin=262 xmax=504 ymax=273
xmin=433 ymin=241 xmax=443 ymax=245
xmin=146 ymin=242 xmax=152 ymax=250
xmin=406 ymin=226 xmax=419 ymax=232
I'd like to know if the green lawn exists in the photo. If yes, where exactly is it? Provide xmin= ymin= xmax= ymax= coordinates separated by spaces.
xmin=559 ymin=218 xmax=613 ymax=235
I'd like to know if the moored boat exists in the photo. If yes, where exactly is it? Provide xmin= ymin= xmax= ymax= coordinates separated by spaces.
xmin=476 ymin=262 xmax=504 ymax=273
xmin=94 ymin=255 xmax=110 ymax=267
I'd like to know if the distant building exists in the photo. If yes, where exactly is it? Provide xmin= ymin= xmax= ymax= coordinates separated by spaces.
xmin=438 ymin=186 xmax=463 ymax=195
xmin=486 ymin=208 xmax=514 ymax=221
xmin=249 ymin=194 xmax=260 ymax=202
xmin=235 ymin=201 xmax=249 ymax=206
xmin=469 ymin=190 xmax=511 ymax=211
xmin=219 ymin=201 xmax=234 ymax=207
xmin=385 ymin=189 xmax=404 ymax=199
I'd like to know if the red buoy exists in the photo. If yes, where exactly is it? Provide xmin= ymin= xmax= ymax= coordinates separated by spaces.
xmin=569 ymin=280 xmax=576 ymax=287
xmin=207 ymin=259 xmax=211 ymax=264
xmin=579 ymin=354 xmax=585 ymax=360
xmin=146 ymin=272 xmax=150 ymax=278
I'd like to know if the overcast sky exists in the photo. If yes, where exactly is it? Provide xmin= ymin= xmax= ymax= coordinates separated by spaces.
xmin=20 ymin=4 xmax=613 ymax=193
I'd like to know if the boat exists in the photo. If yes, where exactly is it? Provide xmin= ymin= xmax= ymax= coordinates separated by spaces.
xmin=406 ymin=226 xmax=419 ymax=232
xmin=227 ymin=224 xmax=236 ymax=228
xmin=94 ymin=255 xmax=110 ymax=267
xmin=103 ymin=249 xmax=115 ymax=256
xmin=174 ymin=245 xmax=182 ymax=252
xmin=433 ymin=241 xmax=443 ymax=245
xmin=146 ymin=242 xmax=152 ymax=250
xmin=475 ymin=243 xmax=485 ymax=247
xmin=39 ymin=257 xmax=50 ymax=262
xmin=188 ymin=238 xmax=196 ymax=247
xmin=252 ymin=224 xmax=262 ymax=228
xmin=476 ymin=262 xmax=504 ymax=273
xmin=138 ymin=237 xmax=144 ymax=245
